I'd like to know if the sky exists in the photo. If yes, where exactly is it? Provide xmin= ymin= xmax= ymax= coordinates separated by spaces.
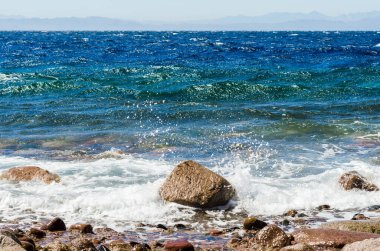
xmin=1 ymin=0 xmax=380 ymax=21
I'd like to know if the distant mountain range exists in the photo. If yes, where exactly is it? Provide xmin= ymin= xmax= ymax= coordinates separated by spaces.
xmin=0 ymin=11 xmax=380 ymax=31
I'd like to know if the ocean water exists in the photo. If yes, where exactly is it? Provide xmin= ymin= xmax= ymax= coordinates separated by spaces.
xmin=0 ymin=31 xmax=380 ymax=229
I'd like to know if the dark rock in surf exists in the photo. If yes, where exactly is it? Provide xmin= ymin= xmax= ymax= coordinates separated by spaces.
xmin=243 ymin=217 xmax=268 ymax=230
xmin=160 ymin=160 xmax=236 ymax=208
xmin=41 ymin=217 xmax=66 ymax=232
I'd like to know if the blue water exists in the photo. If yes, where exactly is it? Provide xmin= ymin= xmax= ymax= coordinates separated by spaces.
xmin=0 ymin=32 xmax=380 ymax=227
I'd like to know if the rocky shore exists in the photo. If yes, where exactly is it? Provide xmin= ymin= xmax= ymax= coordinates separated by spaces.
xmin=1 ymin=161 xmax=380 ymax=250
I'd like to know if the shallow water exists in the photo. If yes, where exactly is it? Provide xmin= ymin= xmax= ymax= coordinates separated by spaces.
xmin=0 ymin=31 xmax=380 ymax=230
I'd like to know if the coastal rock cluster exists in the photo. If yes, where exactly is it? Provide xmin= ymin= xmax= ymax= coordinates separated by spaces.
xmin=0 ymin=161 xmax=379 ymax=250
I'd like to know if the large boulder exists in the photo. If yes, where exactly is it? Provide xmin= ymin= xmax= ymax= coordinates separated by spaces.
xmin=322 ymin=220 xmax=380 ymax=234
xmin=0 ymin=166 xmax=60 ymax=184
xmin=339 ymin=171 xmax=378 ymax=191
xmin=255 ymin=224 xmax=290 ymax=249
xmin=159 ymin=160 xmax=236 ymax=208
xmin=293 ymin=228 xmax=380 ymax=248
xmin=342 ymin=238 xmax=380 ymax=251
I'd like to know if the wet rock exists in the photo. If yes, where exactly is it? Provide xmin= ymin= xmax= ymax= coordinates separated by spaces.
xmin=94 ymin=228 xmax=123 ymax=239
xmin=0 ymin=166 xmax=61 ymax=184
xmin=28 ymin=228 xmax=46 ymax=238
xmin=164 ymin=239 xmax=194 ymax=251
xmin=156 ymin=224 xmax=168 ymax=230
xmin=285 ymin=209 xmax=298 ymax=217
xmin=209 ymin=229 xmax=223 ymax=236
xmin=173 ymin=224 xmax=187 ymax=230
xmin=351 ymin=213 xmax=369 ymax=220
xmin=0 ymin=229 xmax=22 ymax=245
xmin=255 ymin=224 xmax=290 ymax=249
xmin=317 ymin=205 xmax=331 ymax=210
xmin=322 ymin=220 xmax=380 ymax=234
xmin=159 ymin=160 xmax=236 ymax=208
xmin=44 ymin=241 xmax=71 ymax=251
xmin=243 ymin=217 xmax=268 ymax=230
xmin=21 ymin=241 xmax=34 ymax=251
xmin=71 ymin=238 xmax=97 ymax=251
xmin=69 ymin=223 xmax=94 ymax=234
xmin=0 ymin=234 xmax=26 ymax=251
xmin=19 ymin=237 xmax=35 ymax=249
xmin=342 ymin=238 xmax=380 ymax=251
xmin=339 ymin=171 xmax=378 ymax=191
xmin=41 ymin=218 xmax=67 ymax=232
xmin=282 ymin=219 xmax=291 ymax=226
xmin=109 ymin=240 xmax=132 ymax=251
xmin=280 ymin=243 xmax=315 ymax=251
xmin=97 ymin=245 xmax=111 ymax=251
xmin=292 ymin=228 xmax=380 ymax=248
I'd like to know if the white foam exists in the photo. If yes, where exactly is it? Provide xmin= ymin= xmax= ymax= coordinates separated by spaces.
xmin=1 ymin=153 xmax=380 ymax=230
xmin=375 ymin=43 xmax=380 ymax=47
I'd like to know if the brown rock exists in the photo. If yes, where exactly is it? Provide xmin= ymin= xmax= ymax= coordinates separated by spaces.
xmin=342 ymin=238 xmax=380 ymax=251
xmin=69 ymin=224 xmax=94 ymax=234
xmin=41 ymin=217 xmax=67 ymax=232
xmin=280 ymin=243 xmax=315 ymax=251
xmin=317 ymin=205 xmax=331 ymax=211
xmin=243 ymin=217 xmax=268 ymax=230
xmin=164 ymin=239 xmax=194 ymax=251
xmin=28 ymin=228 xmax=46 ymax=238
xmin=352 ymin=213 xmax=369 ymax=220
xmin=71 ymin=238 xmax=96 ymax=251
xmin=322 ymin=220 xmax=380 ymax=234
xmin=44 ymin=241 xmax=71 ymax=251
xmin=19 ymin=237 xmax=35 ymax=249
xmin=255 ymin=224 xmax=290 ymax=249
xmin=109 ymin=240 xmax=132 ymax=251
xmin=293 ymin=228 xmax=380 ymax=248
xmin=339 ymin=171 xmax=378 ymax=191
xmin=285 ymin=210 xmax=298 ymax=217
xmin=159 ymin=160 xmax=236 ymax=208
xmin=21 ymin=241 xmax=34 ymax=251
xmin=0 ymin=235 xmax=26 ymax=251
xmin=0 ymin=166 xmax=60 ymax=184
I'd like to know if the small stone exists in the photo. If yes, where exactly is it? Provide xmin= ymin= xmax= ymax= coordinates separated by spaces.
xmin=243 ymin=217 xmax=268 ymax=230
xmin=209 ymin=229 xmax=223 ymax=236
xmin=255 ymin=224 xmax=290 ymax=249
xmin=164 ymin=239 xmax=194 ymax=251
xmin=297 ymin=213 xmax=308 ymax=218
xmin=285 ymin=210 xmax=298 ymax=217
xmin=156 ymin=224 xmax=168 ymax=230
xmin=317 ymin=205 xmax=331 ymax=210
xmin=351 ymin=213 xmax=369 ymax=220
xmin=28 ymin=228 xmax=46 ymax=238
xmin=97 ymin=245 xmax=111 ymax=251
xmin=41 ymin=217 xmax=66 ymax=232
xmin=69 ymin=223 xmax=94 ymax=234
xmin=339 ymin=171 xmax=379 ymax=191
xmin=71 ymin=238 xmax=96 ymax=251
xmin=282 ymin=219 xmax=290 ymax=226
xmin=21 ymin=241 xmax=34 ymax=251
xmin=174 ymin=224 xmax=187 ymax=230
xmin=19 ymin=237 xmax=35 ymax=249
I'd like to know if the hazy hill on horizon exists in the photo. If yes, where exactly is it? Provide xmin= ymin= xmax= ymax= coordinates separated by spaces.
xmin=0 ymin=11 xmax=380 ymax=30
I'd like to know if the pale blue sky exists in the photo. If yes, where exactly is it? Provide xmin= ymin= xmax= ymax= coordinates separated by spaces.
xmin=1 ymin=0 xmax=380 ymax=21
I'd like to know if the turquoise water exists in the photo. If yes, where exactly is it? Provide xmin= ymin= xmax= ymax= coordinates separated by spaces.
xmin=0 ymin=31 xmax=379 ymax=228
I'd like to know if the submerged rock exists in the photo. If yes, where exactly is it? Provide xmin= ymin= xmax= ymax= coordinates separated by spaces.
xmin=322 ymin=220 xmax=380 ymax=234
xmin=0 ymin=166 xmax=60 ymax=184
xmin=41 ymin=218 xmax=67 ymax=232
xmin=292 ymin=228 xmax=380 ymax=248
xmin=159 ymin=160 xmax=236 ymax=208
xmin=342 ymin=238 xmax=380 ymax=251
xmin=339 ymin=171 xmax=378 ymax=191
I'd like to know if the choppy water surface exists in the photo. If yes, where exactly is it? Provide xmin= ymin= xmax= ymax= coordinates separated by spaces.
xmin=0 ymin=31 xmax=380 ymax=229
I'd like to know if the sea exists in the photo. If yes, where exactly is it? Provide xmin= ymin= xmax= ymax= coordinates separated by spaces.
xmin=0 ymin=31 xmax=380 ymax=230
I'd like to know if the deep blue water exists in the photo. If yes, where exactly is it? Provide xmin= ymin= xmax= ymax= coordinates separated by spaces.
xmin=0 ymin=31 xmax=379 ymax=166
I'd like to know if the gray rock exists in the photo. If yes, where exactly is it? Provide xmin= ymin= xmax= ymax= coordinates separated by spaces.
xmin=160 ymin=160 xmax=236 ymax=208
